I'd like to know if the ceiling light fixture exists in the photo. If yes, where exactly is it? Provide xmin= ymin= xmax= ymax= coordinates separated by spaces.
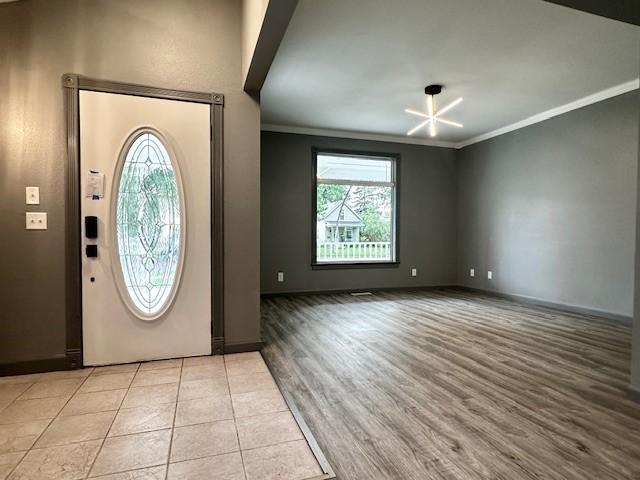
xmin=405 ymin=85 xmax=463 ymax=137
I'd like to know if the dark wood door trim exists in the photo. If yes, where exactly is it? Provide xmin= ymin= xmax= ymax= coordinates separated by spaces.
xmin=63 ymin=74 xmax=225 ymax=368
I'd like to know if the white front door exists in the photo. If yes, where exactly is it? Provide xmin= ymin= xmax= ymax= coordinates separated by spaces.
xmin=80 ymin=90 xmax=212 ymax=366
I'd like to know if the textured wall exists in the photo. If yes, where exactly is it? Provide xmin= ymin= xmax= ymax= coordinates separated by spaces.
xmin=0 ymin=0 xmax=261 ymax=363
xmin=242 ymin=0 xmax=270 ymax=85
xmin=457 ymin=91 xmax=638 ymax=318
xmin=260 ymin=132 xmax=458 ymax=293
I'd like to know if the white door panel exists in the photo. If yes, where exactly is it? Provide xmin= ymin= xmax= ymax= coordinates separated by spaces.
xmin=80 ymin=91 xmax=211 ymax=366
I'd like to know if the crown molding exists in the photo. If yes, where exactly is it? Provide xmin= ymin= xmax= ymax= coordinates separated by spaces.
xmin=263 ymin=79 xmax=639 ymax=150
xmin=260 ymin=124 xmax=458 ymax=149
xmin=456 ymin=79 xmax=639 ymax=148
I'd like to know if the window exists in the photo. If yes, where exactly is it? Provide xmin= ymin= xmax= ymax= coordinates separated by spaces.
xmin=313 ymin=150 xmax=397 ymax=265
xmin=346 ymin=227 xmax=353 ymax=241
xmin=114 ymin=130 xmax=184 ymax=319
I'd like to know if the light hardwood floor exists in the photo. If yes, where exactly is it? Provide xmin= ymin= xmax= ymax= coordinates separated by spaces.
xmin=261 ymin=288 xmax=640 ymax=480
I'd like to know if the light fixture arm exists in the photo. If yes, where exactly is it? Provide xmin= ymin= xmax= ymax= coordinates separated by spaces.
xmin=405 ymin=84 xmax=463 ymax=137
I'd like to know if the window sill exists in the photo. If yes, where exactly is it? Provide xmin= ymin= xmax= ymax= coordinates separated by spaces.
xmin=311 ymin=261 xmax=400 ymax=270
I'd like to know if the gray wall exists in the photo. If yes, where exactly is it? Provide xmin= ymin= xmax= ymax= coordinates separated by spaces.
xmin=262 ymin=92 xmax=638 ymax=320
xmin=261 ymin=132 xmax=458 ymax=294
xmin=457 ymin=91 xmax=639 ymax=318
xmin=632 ymin=87 xmax=640 ymax=392
xmin=0 ymin=0 xmax=261 ymax=364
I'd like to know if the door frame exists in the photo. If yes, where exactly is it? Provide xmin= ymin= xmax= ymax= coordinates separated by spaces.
xmin=63 ymin=74 xmax=225 ymax=368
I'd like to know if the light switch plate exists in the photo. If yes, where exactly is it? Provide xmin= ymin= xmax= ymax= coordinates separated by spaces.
xmin=411 ymin=268 xmax=417 ymax=277
xmin=487 ymin=270 xmax=493 ymax=280
xmin=470 ymin=268 xmax=475 ymax=277
xmin=277 ymin=271 xmax=284 ymax=283
xmin=26 ymin=186 xmax=40 ymax=205
xmin=26 ymin=212 xmax=47 ymax=230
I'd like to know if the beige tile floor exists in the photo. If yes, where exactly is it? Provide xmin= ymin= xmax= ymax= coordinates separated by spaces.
xmin=0 ymin=352 xmax=323 ymax=480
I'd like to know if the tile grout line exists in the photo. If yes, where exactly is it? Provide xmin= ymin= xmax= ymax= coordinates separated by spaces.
xmin=4 ymin=368 xmax=95 ymax=480
xmin=8 ymin=410 xmax=299 ymax=455
xmin=166 ymin=449 xmax=243 ymax=467
xmin=0 ymin=385 xmax=27 ymax=415
xmin=14 ymin=375 xmax=88 ymax=402
xmin=157 ymin=442 xmax=310 ymax=478
xmin=83 ymin=363 xmax=141 ymax=480
xmin=225 ymin=354 xmax=249 ymax=480
xmin=165 ymin=437 xmax=318 ymax=467
xmin=116 ymin=405 xmax=288 ymax=430
xmin=37 ymin=405 xmax=288 ymax=446
xmin=226 ymin=354 xmax=316 ymax=478
xmin=86 ymin=461 xmax=168 ymax=479
xmin=5 ymin=370 xmax=93 ymax=405
xmin=0 ymin=361 xmax=175 ymax=478
xmin=1 ymin=357 xmax=277 ymax=479
xmin=2 ymin=450 xmax=28 ymax=480
xmin=163 ymin=357 xmax=184 ymax=480
xmin=260 ymin=350 xmax=332 ymax=479
xmin=87 ymin=463 xmax=165 ymax=479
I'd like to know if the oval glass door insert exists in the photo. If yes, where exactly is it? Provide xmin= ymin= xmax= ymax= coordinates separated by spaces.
xmin=114 ymin=130 xmax=184 ymax=320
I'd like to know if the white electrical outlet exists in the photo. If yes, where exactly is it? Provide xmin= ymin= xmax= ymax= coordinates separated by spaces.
xmin=25 ymin=186 xmax=40 ymax=205
xmin=277 ymin=271 xmax=284 ymax=283
xmin=411 ymin=268 xmax=417 ymax=277
xmin=487 ymin=270 xmax=493 ymax=280
xmin=470 ymin=268 xmax=475 ymax=277
xmin=25 ymin=212 xmax=47 ymax=230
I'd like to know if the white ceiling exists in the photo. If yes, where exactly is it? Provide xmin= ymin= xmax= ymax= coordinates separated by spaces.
xmin=261 ymin=0 xmax=639 ymax=146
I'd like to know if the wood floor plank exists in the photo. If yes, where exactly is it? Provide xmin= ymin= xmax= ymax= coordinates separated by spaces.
xmin=261 ymin=289 xmax=640 ymax=480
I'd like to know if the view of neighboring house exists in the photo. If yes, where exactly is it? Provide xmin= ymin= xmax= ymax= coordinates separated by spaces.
xmin=316 ymin=201 xmax=364 ymax=242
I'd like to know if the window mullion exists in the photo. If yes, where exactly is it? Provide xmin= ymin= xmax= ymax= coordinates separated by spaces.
xmin=317 ymin=179 xmax=394 ymax=188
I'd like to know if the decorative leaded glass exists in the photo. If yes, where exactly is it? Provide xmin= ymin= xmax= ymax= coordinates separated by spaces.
xmin=115 ymin=131 xmax=182 ymax=318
